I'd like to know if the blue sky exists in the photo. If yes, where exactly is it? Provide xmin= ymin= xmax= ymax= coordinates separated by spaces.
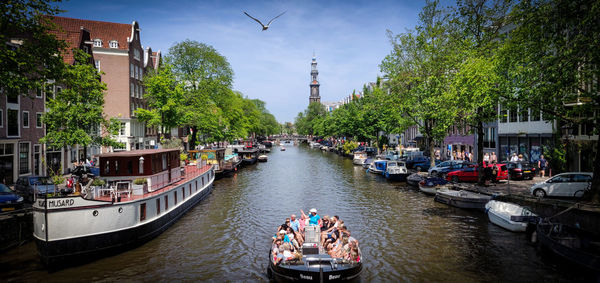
xmin=57 ymin=0 xmax=426 ymax=123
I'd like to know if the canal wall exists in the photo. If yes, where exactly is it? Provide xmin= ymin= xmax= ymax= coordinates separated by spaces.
xmin=0 ymin=209 xmax=33 ymax=252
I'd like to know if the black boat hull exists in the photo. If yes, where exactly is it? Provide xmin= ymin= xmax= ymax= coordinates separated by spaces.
xmin=268 ymin=260 xmax=362 ymax=282
xmin=36 ymin=184 xmax=213 ymax=269
xmin=537 ymin=222 xmax=600 ymax=272
xmin=385 ymin=172 xmax=409 ymax=182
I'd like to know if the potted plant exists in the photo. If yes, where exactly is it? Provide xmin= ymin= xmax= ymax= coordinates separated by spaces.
xmin=132 ymin=178 xmax=147 ymax=195
xmin=180 ymin=153 xmax=188 ymax=166
xmin=201 ymin=154 xmax=208 ymax=167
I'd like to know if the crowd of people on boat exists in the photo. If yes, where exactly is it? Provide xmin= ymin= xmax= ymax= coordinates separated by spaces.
xmin=271 ymin=208 xmax=360 ymax=264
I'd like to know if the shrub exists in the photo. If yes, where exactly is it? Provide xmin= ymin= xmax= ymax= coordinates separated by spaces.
xmin=91 ymin=178 xmax=105 ymax=186
xmin=180 ymin=153 xmax=188 ymax=161
xmin=133 ymin=178 xmax=147 ymax=185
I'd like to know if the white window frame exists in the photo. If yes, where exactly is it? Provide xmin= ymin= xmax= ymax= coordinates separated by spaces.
xmin=130 ymin=63 xmax=134 ymax=77
xmin=95 ymin=60 xmax=101 ymax=72
xmin=93 ymin=39 xmax=102 ymax=47
xmin=35 ymin=87 xmax=43 ymax=98
xmin=36 ymin=112 xmax=43 ymax=128
xmin=131 ymin=82 xmax=135 ymax=97
xmin=22 ymin=111 xmax=29 ymax=128
xmin=18 ymin=141 xmax=31 ymax=175
xmin=109 ymin=40 xmax=118 ymax=48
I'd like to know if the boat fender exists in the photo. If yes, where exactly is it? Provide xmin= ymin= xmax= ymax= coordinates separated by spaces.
xmin=485 ymin=207 xmax=490 ymax=215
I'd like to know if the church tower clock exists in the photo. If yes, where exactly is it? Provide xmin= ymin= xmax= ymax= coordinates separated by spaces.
xmin=309 ymin=55 xmax=320 ymax=103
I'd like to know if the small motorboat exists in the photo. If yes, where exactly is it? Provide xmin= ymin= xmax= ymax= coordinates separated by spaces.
xmin=385 ymin=161 xmax=409 ymax=181
xmin=353 ymin=151 xmax=367 ymax=166
xmin=258 ymin=155 xmax=268 ymax=162
xmin=367 ymin=160 xmax=388 ymax=175
xmin=280 ymin=146 xmax=286 ymax=151
xmin=536 ymin=220 xmax=600 ymax=272
xmin=434 ymin=188 xmax=492 ymax=211
xmin=485 ymin=200 xmax=536 ymax=232
xmin=406 ymin=173 xmax=425 ymax=187
xmin=418 ymin=177 xmax=450 ymax=195
xmin=362 ymin=158 xmax=374 ymax=169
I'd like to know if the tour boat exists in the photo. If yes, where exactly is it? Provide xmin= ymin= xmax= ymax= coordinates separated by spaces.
xmin=258 ymin=155 xmax=268 ymax=162
xmin=485 ymin=200 xmax=536 ymax=232
xmin=384 ymin=161 xmax=409 ymax=181
xmin=418 ymin=177 xmax=450 ymax=195
xmin=33 ymin=149 xmax=215 ymax=268
xmin=267 ymin=225 xmax=362 ymax=282
xmin=352 ymin=151 xmax=367 ymax=166
xmin=434 ymin=188 xmax=491 ymax=211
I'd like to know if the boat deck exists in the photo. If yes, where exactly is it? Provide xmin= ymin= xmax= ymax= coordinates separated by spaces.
xmin=93 ymin=165 xmax=212 ymax=202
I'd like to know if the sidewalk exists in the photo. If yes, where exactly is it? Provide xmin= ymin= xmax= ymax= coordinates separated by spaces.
xmin=455 ymin=176 xmax=551 ymax=197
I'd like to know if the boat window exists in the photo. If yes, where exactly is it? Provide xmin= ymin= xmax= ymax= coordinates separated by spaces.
xmin=156 ymin=198 xmax=160 ymax=215
xmin=105 ymin=160 xmax=110 ymax=174
xmin=165 ymin=195 xmax=168 ymax=210
xmin=182 ymin=187 xmax=185 ymax=199
xmin=174 ymin=191 xmax=177 ymax=205
xmin=162 ymin=154 xmax=167 ymax=170
xmin=115 ymin=161 xmax=119 ymax=174
xmin=140 ymin=203 xmax=146 ymax=221
xmin=189 ymin=185 xmax=192 ymax=196
xmin=195 ymin=180 xmax=198 ymax=191
xmin=127 ymin=160 xmax=133 ymax=174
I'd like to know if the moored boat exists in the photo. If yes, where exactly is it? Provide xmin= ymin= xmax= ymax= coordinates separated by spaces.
xmin=485 ymin=200 xmax=536 ymax=232
xmin=367 ymin=160 xmax=388 ymax=175
xmin=258 ymin=155 xmax=268 ymax=162
xmin=281 ymin=146 xmax=286 ymax=151
xmin=406 ymin=173 xmax=424 ymax=187
xmin=33 ymin=149 xmax=215 ymax=268
xmin=384 ymin=161 xmax=409 ymax=181
xmin=361 ymin=158 xmax=374 ymax=169
xmin=352 ymin=151 xmax=367 ymax=166
xmin=434 ymin=188 xmax=492 ymax=211
xmin=237 ymin=147 xmax=259 ymax=165
xmin=418 ymin=177 xmax=450 ymax=195
xmin=536 ymin=220 xmax=600 ymax=272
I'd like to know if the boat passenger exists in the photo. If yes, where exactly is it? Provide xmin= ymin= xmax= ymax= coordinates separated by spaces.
xmin=290 ymin=214 xmax=300 ymax=232
xmin=298 ymin=214 xmax=307 ymax=233
xmin=301 ymin=208 xmax=321 ymax=227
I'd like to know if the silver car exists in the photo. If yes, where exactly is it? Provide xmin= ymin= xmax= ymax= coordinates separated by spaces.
xmin=529 ymin=172 xmax=593 ymax=198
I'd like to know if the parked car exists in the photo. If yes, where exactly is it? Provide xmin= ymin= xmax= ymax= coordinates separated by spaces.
xmin=0 ymin=183 xmax=24 ymax=212
xmin=15 ymin=176 xmax=57 ymax=202
xmin=506 ymin=161 xmax=536 ymax=180
xmin=428 ymin=160 xmax=473 ymax=177
xmin=529 ymin=172 xmax=593 ymax=198
xmin=446 ymin=163 xmax=508 ymax=182
xmin=407 ymin=156 xmax=441 ymax=171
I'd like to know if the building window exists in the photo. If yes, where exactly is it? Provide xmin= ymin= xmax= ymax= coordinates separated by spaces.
xmin=0 ymin=109 xmax=3 ymax=127
xmin=109 ymin=40 xmax=118 ymax=48
xmin=93 ymin=39 xmax=102 ymax=47
xmin=7 ymin=109 xmax=19 ymax=137
xmin=130 ymin=63 xmax=134 ymax=78
xmin=140 ymin=203 xmax=146 ymax=221
xmin=22 ymin=111 xmax=29 ymax=128
xmin=19 ymin=142 xmax=30 ymax=174
xmin=105 ymin=160 xmax=110 ymax=174
xmin=131 ymin=83 xmax=135 ymax=97
xmin=45 ymin=84 xmax=54 ymax=101
xmin=36 ymin=112 xmax=43 ymax=128
xmin=531 ymin=107 xmax=540 ymax=121
xmin=164 ymin=195 xmax=168 ymax=210
xmin=134 ymin=49 xmax=141 ymax=61
xmin=95 ymin=60 xmax=101 ymax=72
xmin=162 ymin=154 xmax=167 ymax=170
xmin=114 ymin=160 xmax=119 ymax=173
xmin=120 ymin=122 xmax=126 ymax=136
xmin=509 ymin=106 xmax=518 ymax=123
xmin=156 ymin=198 xmax=160 ymax=215
xmin=36 ymin=88 xmax=43 ymax=98
xmin=499 ymin=104 xmax=507 ymax=123
xmin=520 ymin=107 xmax=529 ymax=122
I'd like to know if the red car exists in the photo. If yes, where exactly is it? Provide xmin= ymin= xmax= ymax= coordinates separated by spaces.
xmin=446 ymin=163 xmax=508 ymax=182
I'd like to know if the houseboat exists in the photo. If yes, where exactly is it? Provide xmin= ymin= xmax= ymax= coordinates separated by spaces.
xmin=199 ymin=148 xmax=227 ymax=177
xmin=237 ymin=147 xmax=259 ymax=165
xmin=33 ymin=149 xmax=215 ymax=268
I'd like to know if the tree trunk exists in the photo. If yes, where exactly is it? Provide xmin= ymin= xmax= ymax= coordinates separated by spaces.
xmin=477 ymin=119 xmax=485 ymax=185
xmin=189 ymin=127 xmax=198 ymax=150
xmin=590 ymin=121 xmax=600 ymax=203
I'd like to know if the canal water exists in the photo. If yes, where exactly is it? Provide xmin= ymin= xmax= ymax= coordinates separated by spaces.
xmin=0 ymin=144 xmax=590 ymax=282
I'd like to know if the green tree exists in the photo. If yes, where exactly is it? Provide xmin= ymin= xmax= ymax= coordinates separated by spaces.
xmin=136 ymin=64 xmax=184 ymax=138
xmin=381 ymin=0 xmax=458 ymax=167
xmin=499 ymin=0 xmax=600 ymax=201
xmin=166 ymin=39 xmax=233 ymax=147
xmin=0 ymin=0 xmax=65 ymax=98
xmin=41 ymin=50 xmax=119 ymax=158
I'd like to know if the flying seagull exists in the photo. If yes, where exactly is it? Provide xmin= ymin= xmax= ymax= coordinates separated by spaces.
xmin=244 ymin=11 xmax=286 ymax=31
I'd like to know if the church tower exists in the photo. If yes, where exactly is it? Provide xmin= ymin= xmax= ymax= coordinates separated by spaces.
xmin=309 ymin=55 xmax=320 ymax=103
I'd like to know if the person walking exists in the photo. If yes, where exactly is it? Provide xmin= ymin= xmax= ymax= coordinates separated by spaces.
xmin=490 ymin=152 xmax=497 ymax=163
xmin=538 ymin=155 xmax=548 ymax=178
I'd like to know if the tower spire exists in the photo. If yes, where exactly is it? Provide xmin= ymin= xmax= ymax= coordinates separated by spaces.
xmin=309 ymin=54 xmax=320 ymax=103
